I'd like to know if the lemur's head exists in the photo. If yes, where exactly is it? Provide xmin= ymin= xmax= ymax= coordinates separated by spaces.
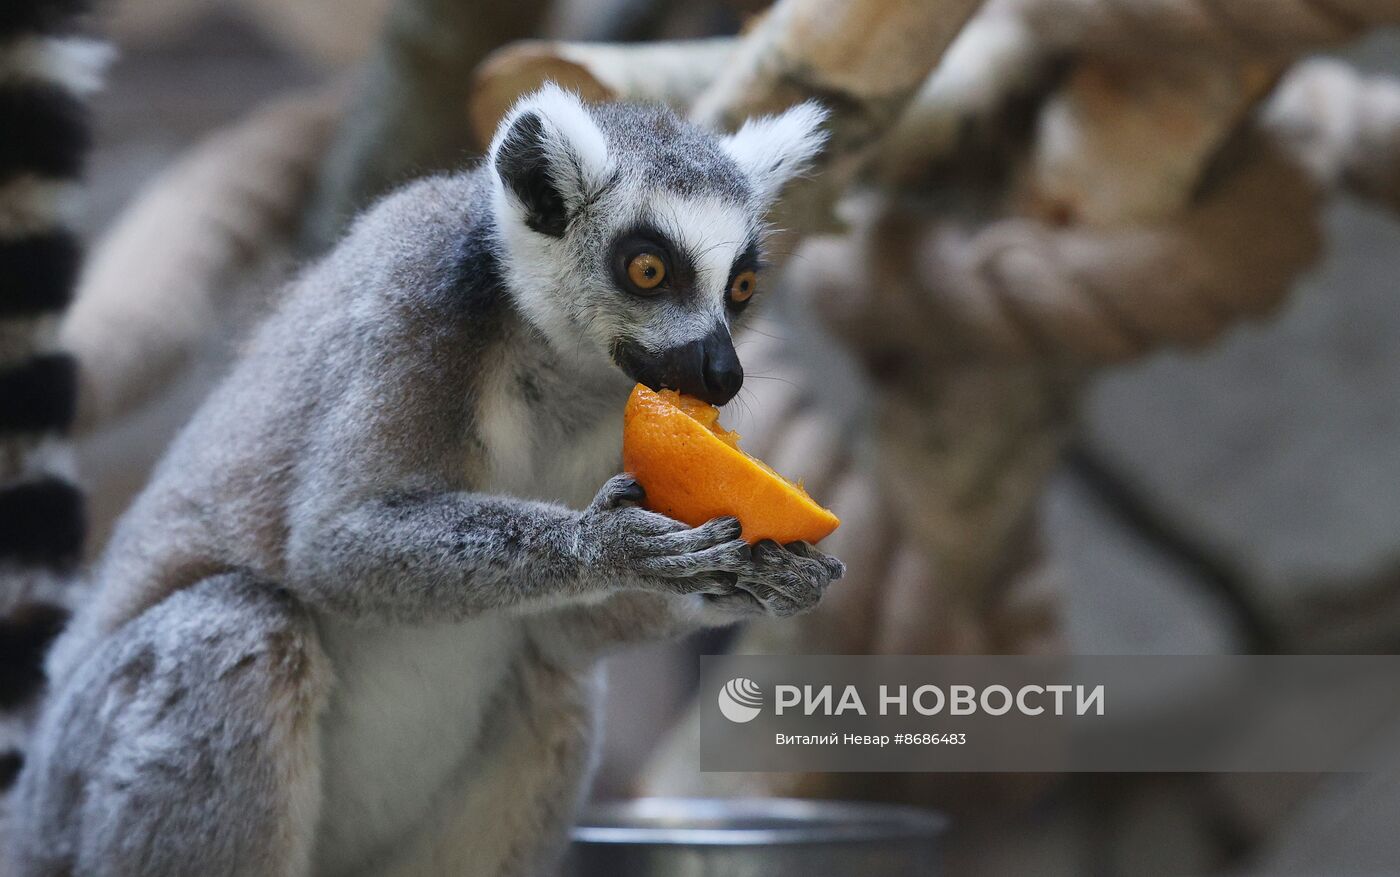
xmin=488 ymin=85 xmax=827 ymax=405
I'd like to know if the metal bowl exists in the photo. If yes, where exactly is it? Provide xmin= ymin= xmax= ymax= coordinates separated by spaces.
xmin=564 ymin=797 xmax=946 ymax=876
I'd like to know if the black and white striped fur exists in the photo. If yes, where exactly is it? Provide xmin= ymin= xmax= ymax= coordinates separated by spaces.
xmin=0 ymin=0 xmax=105 ymax=849
xmin=11 ymin=87 xmax=841 ymax=876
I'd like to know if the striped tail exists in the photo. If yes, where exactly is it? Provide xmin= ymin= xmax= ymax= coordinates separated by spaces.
xmin=0 ymin=0 xmax=104 ymax=798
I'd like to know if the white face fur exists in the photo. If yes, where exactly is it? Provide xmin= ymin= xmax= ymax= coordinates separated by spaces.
xmin=488 ymin=85 xmax=826 ymax=405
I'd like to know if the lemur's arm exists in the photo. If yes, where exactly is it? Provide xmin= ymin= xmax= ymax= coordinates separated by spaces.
xmin=284 ymin=474 xmax=751 ymax=624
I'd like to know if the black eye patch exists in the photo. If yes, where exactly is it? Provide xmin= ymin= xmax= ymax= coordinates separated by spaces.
xmin=728 ymin=240 xmax=761 ymax=277
xmin=608 ymin=227 xmax=696 ymax=298
xmin=724 ymin=239 xmax=763 ymax=312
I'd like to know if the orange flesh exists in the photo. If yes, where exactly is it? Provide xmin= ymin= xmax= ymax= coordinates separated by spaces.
xmin=667 ymin=390 xmax=739 ymax=446
xmin=622 ymin=385 xmax=841 ymax=544
xmin=660 ymin=390 xmax=804 ymax=488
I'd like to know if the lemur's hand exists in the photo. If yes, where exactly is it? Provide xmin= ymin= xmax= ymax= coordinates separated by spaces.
xmin=577 ymin=475 xmax=750 ymax=594
xmin=727 ymin=540 xmax=845 ymax=617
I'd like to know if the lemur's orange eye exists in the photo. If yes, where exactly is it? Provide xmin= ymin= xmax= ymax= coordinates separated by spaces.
xmin=730 ymin=270 xmax=757 ymax=303
xmin=627 ymin=253 xmax=666 ymax=291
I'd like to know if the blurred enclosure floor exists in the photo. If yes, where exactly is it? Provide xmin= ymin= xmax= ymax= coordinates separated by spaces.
xmin=75 ymin=11 xmax=1400 ymax=877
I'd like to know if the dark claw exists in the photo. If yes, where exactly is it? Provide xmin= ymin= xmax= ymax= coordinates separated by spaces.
xmin=616 ymin=479 xmax=646 ymax=505
xmin=593 ymin=474 xmax=647 ymax=512
xmin=737 ymin=541 xmax=753 ymax=562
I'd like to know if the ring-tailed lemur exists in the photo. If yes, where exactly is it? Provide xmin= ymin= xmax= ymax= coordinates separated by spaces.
xmin=0 ymin=0 xmax=105 ymax=849
xmin=10 ymin=85 xmax=843 ymax=876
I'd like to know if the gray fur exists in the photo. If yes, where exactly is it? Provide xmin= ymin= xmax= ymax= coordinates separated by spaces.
xmin=15 ymin=574 xmax=330 ymax=877
xmin=11 ymin=92 xmax=838 ymax=876
xmin=588 ymin=102 xmax=753 ymax=202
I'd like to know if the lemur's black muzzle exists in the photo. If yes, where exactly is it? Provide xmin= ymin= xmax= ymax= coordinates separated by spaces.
xmin=614 ymin=324 xmax=744 ymax=406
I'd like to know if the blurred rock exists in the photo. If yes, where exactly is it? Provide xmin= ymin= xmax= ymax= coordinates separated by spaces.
xmin=1239 ymin=718 xmax=1400 ymax=875
xmin=1107 ymin=778 xmax=1221 ymax=877
xmin=1083 ymin=193 xmax=1400 ymax=624
xmin=1045 ymin=475 xmax=1239 ymax=655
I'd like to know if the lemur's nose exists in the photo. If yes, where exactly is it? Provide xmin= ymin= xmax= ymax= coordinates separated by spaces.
xmin=700 ymin=327 xmax=744 ymax=405
xmin=611 ymin=324 xmax=744 ymax=407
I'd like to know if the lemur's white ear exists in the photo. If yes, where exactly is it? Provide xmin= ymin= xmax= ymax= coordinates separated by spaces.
xmin=490 ymin=83 xmax=611 ymax=237
xmin=721 ymin=101 xmax=829 ymax=206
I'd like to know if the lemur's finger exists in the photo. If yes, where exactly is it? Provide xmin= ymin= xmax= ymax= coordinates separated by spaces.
xmin=821 ymin=555 xmax=845 ymax=580
xmin=784 ymin=541 xmax=846 ymax=581
xmin=640 ymin=539 xmax=749 ymax=577
xmin=648 ymin=516 xmax=742 ymax=555
xmin=754 ymin=539 xmax=802 ymax=567
xmin=588 ymin=474 xmax=646 ymax=513
xmin=662 ymin=570 xmax=739 ymax=596
xmin=755 ymin=540 xmax=830 ymax=580
xmin=702 ymin=590 xmax=765 ymax=617
xmin=735 ymin=540 xmax=836 ymax=617
xmin=614 ymin=506 xmax=688 ymax=538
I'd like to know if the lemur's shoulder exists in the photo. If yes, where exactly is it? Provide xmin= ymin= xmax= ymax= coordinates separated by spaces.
xmin=314 ymin=168 xmax=507 ymax=320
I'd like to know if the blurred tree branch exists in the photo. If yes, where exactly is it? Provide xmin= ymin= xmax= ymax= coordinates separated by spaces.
xmin=301 ymin=0 xmax=553 ymax=249
xmin=67 ymin=91 xmax=343 ymax=430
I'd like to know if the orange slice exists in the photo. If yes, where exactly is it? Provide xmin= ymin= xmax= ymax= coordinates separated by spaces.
xmin=622 ymin=384 xmax=840 ymax=544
